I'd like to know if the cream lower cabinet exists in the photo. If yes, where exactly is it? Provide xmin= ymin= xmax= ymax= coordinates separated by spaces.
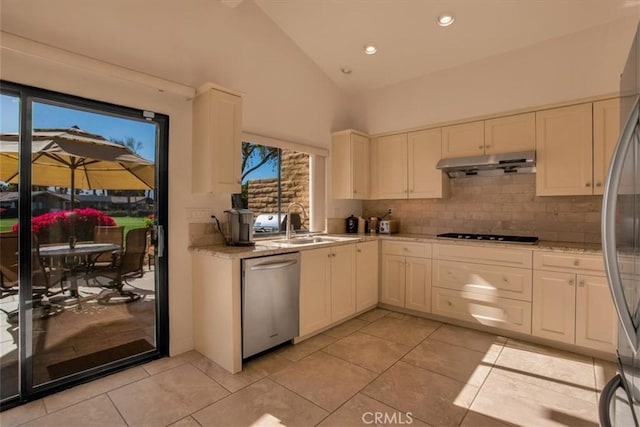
xmin=532 ymin=251 xmax=617 ymax=353
xmin=380 ymin=241 xmax=432 ymax=313
xmin=532 ymin=271 xmax=616 ymax=353
xmin=431 ymin=244 xmax=533 ymax=334
xmin=356 ymin=241 xmax=379 ymax=312
xmin=299 ymin=244 xmax=356 ymax=337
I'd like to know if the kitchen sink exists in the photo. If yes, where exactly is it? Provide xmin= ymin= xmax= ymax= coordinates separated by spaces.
xmin=256 ymin=235 xmax=359 ymax=248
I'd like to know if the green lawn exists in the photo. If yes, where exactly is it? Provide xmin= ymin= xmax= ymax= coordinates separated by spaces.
xmin=0 ymin=216 xmax=148 ymax=235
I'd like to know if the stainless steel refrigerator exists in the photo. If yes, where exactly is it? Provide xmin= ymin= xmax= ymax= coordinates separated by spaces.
xmin=600 ymin=22 xmax=640 ymax=427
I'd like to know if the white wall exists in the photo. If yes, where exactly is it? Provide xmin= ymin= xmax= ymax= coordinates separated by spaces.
xmin=356 ymin=15 xmax=640 ymax=135
xmin=0 ymin=1 xmax=350 ymax=356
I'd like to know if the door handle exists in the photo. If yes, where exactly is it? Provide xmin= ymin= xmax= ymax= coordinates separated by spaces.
xmin=250 ymin=260 xmax=298 ymax=270
xmin=155 ymin=225 xmax=165 ymax=258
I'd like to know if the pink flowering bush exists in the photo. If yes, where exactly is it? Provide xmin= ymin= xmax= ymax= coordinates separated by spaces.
xmin=12 ymin=208 xmax=116 ymax=244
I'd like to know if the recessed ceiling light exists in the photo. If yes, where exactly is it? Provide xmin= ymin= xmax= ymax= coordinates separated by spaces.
xmin=340 ymin=67 xmax=352 ymax=74
xmin=437 ymin=13 xmax=455 ymax=27
xmin=364 ymin=44 xmax=378 ymax=55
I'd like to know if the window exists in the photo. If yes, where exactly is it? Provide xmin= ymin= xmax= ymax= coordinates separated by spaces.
xmin=241 ymin=141 xmax=310 ymax=237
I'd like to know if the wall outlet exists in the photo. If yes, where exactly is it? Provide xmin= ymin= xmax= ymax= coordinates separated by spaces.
xmin=387 ymin=208 xmax=393 ymax=216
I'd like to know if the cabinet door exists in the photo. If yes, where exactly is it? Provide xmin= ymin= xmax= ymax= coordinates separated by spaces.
xmin=532 ymin=270 xmax=576 ymax=344
xmin=351 ymin=133 xmax=370 ymax=199
xmin=300 ymin=248 xmax=332 ymax=336
xmin=535 ymin=103 xmax=593 ymax=196
xmin=380 ymin=254 xmax=406 ymax=307
xmin=374 ymin=134 xmax=408 ymax=199
xmin=330 ymin=244 xmax=357 ymax=322
xmin=441 ymin=121 xmax=484 ymax=158
xmin=405 ymin=257 xmax=431 ymax=313
xmin=408 ymin=128 xmax=446 ymax=199
xmin=331 ymin=131 xmax=369 ymax=199
xmin=575 ymin=274 xmax=617 ymax=353
xmin=484 ymin=112 xmax=535 ymax=154
xmin=356 ymin=241 xmax=379 ymax=312
xmin=192 ymin=88 xmax=242 ymax=193
xmin=593 ymin=99 xmax=621 ymax=195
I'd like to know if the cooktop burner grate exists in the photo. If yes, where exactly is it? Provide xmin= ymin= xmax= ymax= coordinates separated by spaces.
xmin=436 ymin=233 xmax=539 ymax=244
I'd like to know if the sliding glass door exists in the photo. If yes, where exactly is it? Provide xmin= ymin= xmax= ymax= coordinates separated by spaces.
xmin=0 ymin=81 xmax=168 ymax=406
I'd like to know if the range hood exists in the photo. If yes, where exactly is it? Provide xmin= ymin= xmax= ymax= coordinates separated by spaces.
xmin=436 ymin=150 xmax=536 ymax=178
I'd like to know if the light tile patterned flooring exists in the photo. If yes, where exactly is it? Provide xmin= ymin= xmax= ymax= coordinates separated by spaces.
xmin=1 ymin=308 xmax=616 ymax=427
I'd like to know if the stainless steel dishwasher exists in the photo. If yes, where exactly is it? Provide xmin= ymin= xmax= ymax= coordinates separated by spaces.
xmin=242 ymin=252 xmax=300 ymax=358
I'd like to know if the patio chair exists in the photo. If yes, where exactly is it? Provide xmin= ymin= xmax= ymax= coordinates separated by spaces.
xmin=93 ymin=225 xmax=124 ymax=267
xmin=0 ymin=232 xmax=65 ymax=318
xmin=86 ymin=227 xmax=148 ymax=304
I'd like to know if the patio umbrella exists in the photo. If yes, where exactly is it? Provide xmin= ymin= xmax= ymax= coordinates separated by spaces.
xmin=0 ymin=126 xmax=154 ymax=211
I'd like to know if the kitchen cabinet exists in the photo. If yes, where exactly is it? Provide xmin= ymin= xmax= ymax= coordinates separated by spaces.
xmin=535 ymin=103 xmax=593 ymax=196
xmin=192 ymin=83 xmax=242 ymax=193
xmin=484 ymin=112 xmax=536 ymax=154
xmin=408 ymin=128 xmax=447 ymax=198
xmin=593 ymin=98 xmax=622 ymax=195
xmin=431 ymin=243 xmax=533 ymax=334
xmin=299 ymin=244 xmax=356 ymax=337
xmin=532 ymin=251 xmax=617 ymax=353
xmin=355 ymin=240 xmax=379 ymax=312
xmin=371 ymin=129 xmax=446 ymax=199
xmin=380 ymin=241 xmax=432 ymax=313
xmin=371 ymin=133 xmax=408 ymax=199
xmin=331 ymin=130 xmax=370 ymax=199
xmin=441 ymin=121 xmax=484 ymax=158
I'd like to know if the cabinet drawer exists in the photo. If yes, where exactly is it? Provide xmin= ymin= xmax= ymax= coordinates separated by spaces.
xmin=433 ymin=243 xmax=532 ymax=268
xmin=432 ymin=287 xmax=532 ymax=334
xmin=533 ymin=251 xmax=604 ymax=274
xmin=382 ymin=241 xmax=431 ymax=258
xmin=432 ymin=260 xmax=532 ymax=301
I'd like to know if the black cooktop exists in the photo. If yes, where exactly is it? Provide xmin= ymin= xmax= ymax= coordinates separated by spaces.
xmin=437 ymin=233 xmax=539 ymax=244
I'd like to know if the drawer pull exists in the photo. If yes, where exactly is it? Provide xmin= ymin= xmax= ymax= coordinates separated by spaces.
xmin=573 ymin=259 xmax=580 ymax=266
xmin=447 ymin=300 xmax=453 ymax=306
xmin=503 ymin=277 xmax=509 ymax=283
xmin=403 ymin=247 xmax=409 ymax=251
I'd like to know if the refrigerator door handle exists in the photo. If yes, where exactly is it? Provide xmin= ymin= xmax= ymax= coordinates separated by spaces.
xmin=602 ymin=95 xmax=640 ymax=353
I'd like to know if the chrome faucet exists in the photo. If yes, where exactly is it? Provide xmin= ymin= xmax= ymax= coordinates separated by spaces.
xmin=285 ymin=202 xmax=307 ymax=240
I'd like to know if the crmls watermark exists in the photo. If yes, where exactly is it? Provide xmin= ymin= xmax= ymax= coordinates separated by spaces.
xmin=362 ymin=411 xmax=414 ymax=424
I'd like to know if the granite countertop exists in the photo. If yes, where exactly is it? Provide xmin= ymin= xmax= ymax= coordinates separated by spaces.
xmin=189 ymin=232 xmax=603 ymax=259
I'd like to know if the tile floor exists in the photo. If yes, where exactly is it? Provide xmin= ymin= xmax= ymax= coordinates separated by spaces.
xmin=0 ymin=308 xmax=616 ymax=427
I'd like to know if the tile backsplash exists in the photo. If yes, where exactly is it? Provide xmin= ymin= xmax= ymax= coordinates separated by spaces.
xmin=363 ymin=174 xmax=602 ymax=243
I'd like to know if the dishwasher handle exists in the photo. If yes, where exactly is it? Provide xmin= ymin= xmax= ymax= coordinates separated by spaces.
xmin=250 ymin=259 xmax=298 ymax=271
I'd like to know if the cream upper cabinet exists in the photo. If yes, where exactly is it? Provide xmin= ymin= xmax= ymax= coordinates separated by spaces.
xmin=535 ymin=103 xmax=593 ymax=196
xmin=593 ymin=98 xmax=621 ymax=195
xmin=408 ymin=128 xmax=447 ymax=199
xmin=192 ymin=84 xmax=242 ymax=194
xmin=371 ymin=133 xmax=408 ymax=199
xmin=441 ymin=121 xmax=484 ymax=158
xmin=356 ymin=241 xmax=379 ymax=312
xmin=484 ymin=112 xmax=535 ymax=154
xmin=331 ymin=130 xmax=370 ymax=199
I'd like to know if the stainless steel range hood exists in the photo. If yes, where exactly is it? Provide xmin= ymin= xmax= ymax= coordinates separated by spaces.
xmin=436 ymin=150 xmax=536 ymax=178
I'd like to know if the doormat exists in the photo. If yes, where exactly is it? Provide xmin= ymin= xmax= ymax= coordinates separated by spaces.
xmin=46 ymin=339 xmax=155 ymax=380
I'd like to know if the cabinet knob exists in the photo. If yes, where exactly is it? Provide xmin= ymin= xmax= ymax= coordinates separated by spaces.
xmin=447 ymin=300 xmax=453 ymax=306
xmin=485 ymin=145 xmax=491 ymax=149
xmin=586 ymin=182 xmax=591 ymax=187
xmin=478 ymin=145 xmax=483 ymax=150
xmin=357 ymin=248 xmax=362 ymax=253
xmin=578 ymin=280 xmax=585 ymax=287
xmin=573 ymin=259 xmax=580 ymax=266
xmin=503 ymin=277 xmax=509 ymax=283
xmin=569 ymin=279 xmax=574 ymax=286
xmin=403 ymin=247 xmax=409 ymax=251
xmin=596 ymin=182 xmax=602 ymax=187
xmin=353 ymin=190 xmax=358 ymax=195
